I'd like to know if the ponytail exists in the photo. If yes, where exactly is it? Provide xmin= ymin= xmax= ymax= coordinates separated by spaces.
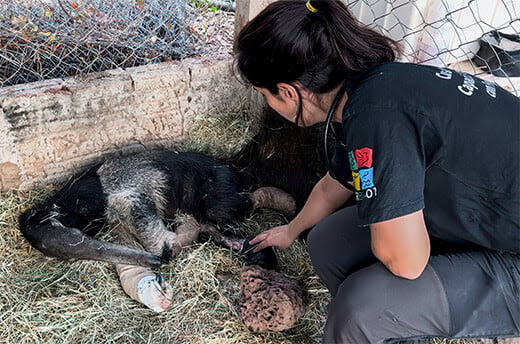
xmin=234 ymin=0 xmax=401 ymax=94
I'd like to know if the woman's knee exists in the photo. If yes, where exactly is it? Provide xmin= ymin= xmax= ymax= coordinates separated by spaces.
xmin=307 ymin=206 xmax=362 ymax=268
xmin=307 ymin=207 xmax=374 ymax=296
xmin=306 ymin=221 xmax=331 ymax=267
xmin=323 ymin=263 xmax=450 ymax=343
xmin=307 ymin=222 xmax=348 ymax=295
xmin=323 ymin=263 xmax=390 ymax=343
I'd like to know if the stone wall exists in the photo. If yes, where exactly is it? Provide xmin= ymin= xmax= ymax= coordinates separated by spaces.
xmin=0 ymin=55 xmax=247 ymax=191
xmin=0 ymin=0 xmax=277 ymax=192
xmin=234 ymin=0 xmax=273 ymax=38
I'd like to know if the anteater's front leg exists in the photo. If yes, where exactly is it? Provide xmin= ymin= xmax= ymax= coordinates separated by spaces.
xmin=114 ymin=215 xmax=201 ymax=312
xmin=199 ymin=224 xmax=278 ymax=270
xmin=106 ymin=191 xmax=183 ymax=258
xmin=116 ymin=264 xmax=174 ymax=313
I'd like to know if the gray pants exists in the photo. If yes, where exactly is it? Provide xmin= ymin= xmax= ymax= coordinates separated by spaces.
xmin=307 ymin=206 xmax=520 ymax=344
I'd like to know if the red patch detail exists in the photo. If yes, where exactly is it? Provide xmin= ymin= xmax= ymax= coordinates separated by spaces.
xmin=355 ymin=148 xmax=373 ymax=168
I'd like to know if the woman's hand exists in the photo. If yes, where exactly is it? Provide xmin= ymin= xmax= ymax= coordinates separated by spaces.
xmin=249 ymin=224 xmax=298 ymax=252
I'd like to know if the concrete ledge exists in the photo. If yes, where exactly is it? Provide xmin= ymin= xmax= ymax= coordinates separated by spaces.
xmin=0 ymin=55 xmax=247 ymax=191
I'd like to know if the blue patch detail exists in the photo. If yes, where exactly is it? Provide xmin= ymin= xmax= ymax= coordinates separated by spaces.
xmin=359 ymin=168 xmax=374 ymax=190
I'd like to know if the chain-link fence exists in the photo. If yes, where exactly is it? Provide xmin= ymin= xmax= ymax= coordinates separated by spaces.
xmin=1 ymin=0 xmax=518 ymax=94
xmin=0 ymin=0 xmax=235 ymax=87
xmin=347 ymin=0 xmax=519 ymax=95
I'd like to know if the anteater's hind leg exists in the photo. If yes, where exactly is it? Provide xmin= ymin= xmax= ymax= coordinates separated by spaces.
xmin=115 ymin=216 xmax=201 ymax=312
xmin=204 ymin=169 xmax=295 ymax=222
xmin=250 ymin=187 xmax=297 ymax=216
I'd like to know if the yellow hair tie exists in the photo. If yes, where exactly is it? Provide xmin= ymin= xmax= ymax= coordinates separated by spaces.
xmin=306 ymin=0 xmax=318 ymax=13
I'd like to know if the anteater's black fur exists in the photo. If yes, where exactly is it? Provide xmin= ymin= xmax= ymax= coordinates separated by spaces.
xmin=19 ymin=152 xmax=261 ymax=267
xmin=231 ymin=108 xmax=329 ymax=210
xmin=18 ymin=108 xmax=328 ymax=270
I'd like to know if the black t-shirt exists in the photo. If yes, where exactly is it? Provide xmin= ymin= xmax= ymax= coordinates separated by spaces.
xmin=330 ymin=62 xmax=519 ymax=254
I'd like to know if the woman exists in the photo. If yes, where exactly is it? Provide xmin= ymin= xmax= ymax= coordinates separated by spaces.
xmin=234 ymin=0 xmax=520 ymax=343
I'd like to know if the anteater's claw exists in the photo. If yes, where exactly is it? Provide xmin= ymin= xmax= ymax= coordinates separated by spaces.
xmin=143 ymin=253 xmax=163 ymax=268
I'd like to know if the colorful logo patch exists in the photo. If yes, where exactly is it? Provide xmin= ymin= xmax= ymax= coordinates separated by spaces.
xmin=348 ymin=147 xmax=377 ymax=201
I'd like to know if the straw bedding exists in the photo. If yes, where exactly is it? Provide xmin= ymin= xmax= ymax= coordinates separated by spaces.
xmin=0 ymin=107 xmax=479 ymax=343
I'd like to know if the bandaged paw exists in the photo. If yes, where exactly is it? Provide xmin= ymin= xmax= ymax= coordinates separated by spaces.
xmin=117 ymin=264 xmax=173 ymax=313
xmin=136 ymin=274 xmax=173 ymax=313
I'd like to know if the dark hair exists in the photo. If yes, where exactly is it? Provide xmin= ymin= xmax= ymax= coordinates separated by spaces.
xmin=234 ymin=0 xmax=401 ymax=96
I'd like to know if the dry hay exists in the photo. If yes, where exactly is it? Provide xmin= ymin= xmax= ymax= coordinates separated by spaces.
xmin=0 ymin=108 xmax=478 ymax=344
xmin=0 ymin=186 xmax=329 ymax=343
xmin=0 ymin=106 xmax=328 ymax=344
xmin=182 ymin=107 xmax=253 ymax=160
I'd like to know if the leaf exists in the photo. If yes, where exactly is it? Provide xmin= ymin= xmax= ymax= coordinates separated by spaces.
xmin=11 ymin=15 xmax=28 ymax=26
xmin=44 ymin=10 xmax=52 ymax=17
xmin=70 ymin=2 xmax=79 ymax=10
xmin=135 ymin=0 xmax=144 ymax=10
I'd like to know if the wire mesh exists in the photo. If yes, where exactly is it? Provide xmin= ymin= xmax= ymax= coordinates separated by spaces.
xmin=0 ymin=0 xmax=235 ymax=87
xmin=0 ymin=0 xmax=518 ymax=93
xmin=347 ymin=0 xmax=519 ymax=94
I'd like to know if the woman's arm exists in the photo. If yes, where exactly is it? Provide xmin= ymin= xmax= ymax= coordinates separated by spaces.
xmin=288 ymin=172 xmax=353 ymax=238
xmin=250 ymin=172 xmax=353 ymax=251
xmin=370 ymin=210 xmax=430 ymax=280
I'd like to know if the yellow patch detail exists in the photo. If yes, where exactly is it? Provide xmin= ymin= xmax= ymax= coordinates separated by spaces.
xmin=352 ymin=172 xmax=361 ymax=191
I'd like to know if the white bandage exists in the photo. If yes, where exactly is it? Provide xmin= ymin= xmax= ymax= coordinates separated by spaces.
xmin=136 ymin=275 xmax=173 ymax=313
xmin=117 ymin=264 xmax=173 ymax=313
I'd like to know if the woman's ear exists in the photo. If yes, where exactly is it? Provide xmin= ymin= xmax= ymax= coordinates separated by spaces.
xmin=276 ymin=83 xmax=299 ymax=102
